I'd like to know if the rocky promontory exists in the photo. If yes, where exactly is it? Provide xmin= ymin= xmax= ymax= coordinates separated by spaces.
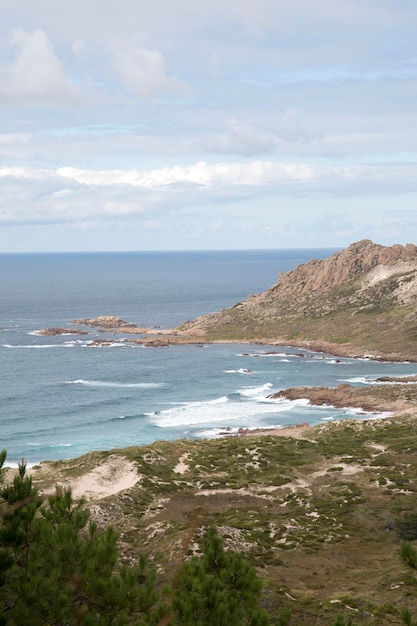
xmin=35 ymin=240 xmax=417 ymax=362
xmin=178 ymin=239 xmax=417 ymax=361
xmin=269 ymin=382 xmax=417 ymax=414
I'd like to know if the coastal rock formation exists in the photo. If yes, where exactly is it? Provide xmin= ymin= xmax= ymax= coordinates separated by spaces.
xmin=264 ymin=239 xmax=417 ymax=300
xmin=269 ymin=383 xmax=414 ymax=414
xmin=70 ymin=315 xmax=134 ymax=329
xmin=34 ymin=241 xmax=417 ymax=359
xmin=70 ymin=316 xmax=148 ymax=334
xmin=179 ymin=240 xmax=417 ymax=360
xmin=36 ymin=327 xmax=88 ymax=336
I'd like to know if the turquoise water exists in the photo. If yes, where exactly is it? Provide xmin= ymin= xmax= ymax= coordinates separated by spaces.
xmin=2 ymin=249 xmax=416 ymax=466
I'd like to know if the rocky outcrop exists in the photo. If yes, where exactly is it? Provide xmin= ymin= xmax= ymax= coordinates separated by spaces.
xmin=239 ymin=240 xmax=417 ymax=319
xmin=376 ymin=374 xmax=417 ymax=383
xmin=262 ymin=239 xmax=417 ymax=300
xmin=179 ymin=240 xmax=417 ymax=359
xmin=70 ymin=316 xmax=134 ymax=329
xmin=70 ymin=316 xmax=148 ymax=334
xmin=36 ymin=328 xmax=88 ymax=336
xmin=270 ymin=383 xmax=412 ymax=413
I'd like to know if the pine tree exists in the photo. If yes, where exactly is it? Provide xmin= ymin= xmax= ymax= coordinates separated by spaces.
xmin=0 ymin=453 xmax=161 ymax=625
xmin=400 ymin=541 xmax=417 ymax=626
xmin=333 ymin=615 xmax=354 ymax=626
xmin=171 ymin=525 xmax=277 ymax=626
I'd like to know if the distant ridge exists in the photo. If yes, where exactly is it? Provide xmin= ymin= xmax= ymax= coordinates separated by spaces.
xmin=263 ymin=239 xmax=417 ymax=298
xmin=179 ymin=240 xmax=417 ymax=360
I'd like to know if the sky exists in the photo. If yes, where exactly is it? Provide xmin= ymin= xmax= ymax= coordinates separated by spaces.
xmin=1 ymin=1 xmax=417 ymax=252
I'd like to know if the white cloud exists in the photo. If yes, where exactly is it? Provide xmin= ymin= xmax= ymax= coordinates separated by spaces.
xmin=1 ymin=160 xmax=417 ymax=229
xmin=109 ymin=38 xmax=186 ymax=99
xmin=0 ymin=29 xmax=79 ymax=105
xmin=53 ymin=161 xmax=417 ymax=194
xmin=55 ymin=161 xmax=316 ymax=188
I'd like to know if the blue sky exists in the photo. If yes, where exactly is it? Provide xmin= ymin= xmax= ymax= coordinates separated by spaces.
xmin=1 ymin=0 xmax=417 ymax=252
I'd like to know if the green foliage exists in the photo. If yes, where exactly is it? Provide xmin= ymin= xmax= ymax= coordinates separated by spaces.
xmin=401 ymin=607 xmax=417 ymax=626
xmin=171 ymin=525 xmax=277 ymax=626
xmin=0 ymin=454 xmax=284 ymax=625
xmin=396 ymin=513 xmax=417 ymax=541
xmin=0 ymin=453 xmax=161 ymax=625
xmin=400 ymin=541 xmax=417 ymax=570
xmin=333 ymin=615 xmax=354 ymax=626
xmin=400 ymin=541 xmax=417 ymax=625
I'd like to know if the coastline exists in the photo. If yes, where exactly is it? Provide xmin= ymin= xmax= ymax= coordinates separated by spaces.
xmin=36 ymin=321 xmax=417 ymax=363
xmin=19 ymin=378 xmax=415 ymax=488
xmin=27 ymin=316 xmax=417 ymax=479
xmin=27 ymin=401 xmax=415 ymax=502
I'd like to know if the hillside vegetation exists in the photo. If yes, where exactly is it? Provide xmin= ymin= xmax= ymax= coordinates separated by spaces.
xmin=28 ymin=410 xmax=417 ymax=625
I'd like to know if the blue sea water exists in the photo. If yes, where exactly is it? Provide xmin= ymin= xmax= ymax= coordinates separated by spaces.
xmin=2 ymin=249 xmax=417 ymax=466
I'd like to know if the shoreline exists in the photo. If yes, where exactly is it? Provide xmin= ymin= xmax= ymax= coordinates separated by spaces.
xmin=36 ymin=323 xmax=417 ymax=363
xmin=24 ymin=318 xmax=417 ymax=478
xmin=21 ymin=387 xmax=415 ymax=473
xmin=36 ymin=314 xmax=417 ymax=363
xmin=12 ymin=379 xmax=417 ymax=501
xmin=26 ymin=405 xmax=414 ymax=502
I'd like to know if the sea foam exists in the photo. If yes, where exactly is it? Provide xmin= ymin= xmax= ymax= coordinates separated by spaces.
xmin=65 ymin=379 xmax=165 ymax=388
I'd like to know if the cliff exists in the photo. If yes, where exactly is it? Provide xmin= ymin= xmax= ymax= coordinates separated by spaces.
xmin=179 ymin=240 xmax=417 ymax=360
xmin=264 ymin=239 xmax=417 ymax=299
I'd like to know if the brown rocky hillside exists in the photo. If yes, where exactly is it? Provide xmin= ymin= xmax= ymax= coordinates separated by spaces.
xmin=179 ymin=240 xmax=417 ymax=360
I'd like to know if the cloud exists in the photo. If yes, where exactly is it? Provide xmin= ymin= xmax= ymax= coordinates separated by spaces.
xmin=201 ymin=119 xmax=277 ymax=156
xmin=109 ymin=38 xmax=187 ymax=99
xmin=55 ymin=161 xmax=316 ymax=188
xmin=0 ymin=29 xmax=80 ymax=105
xmin=1 ymin=160 xmax=417 ymax=228
xmin=54 ymin=161 xmax=417 ymax=195
xmin=200 ymin=111 xmax=318 ymax=156
xmin=0 ymin=2 xmax=417 ymax=250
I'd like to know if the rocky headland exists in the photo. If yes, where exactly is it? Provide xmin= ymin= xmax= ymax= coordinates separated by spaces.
xmin=178 ymin=239 xmax=417 ymax=362
xmin=37 ymin=239 xmax=417 ymax=361
xmin=35 ymin=240 xmax=417 ymax=413
xmin=270 ymin=382 xmax=417 ymax=414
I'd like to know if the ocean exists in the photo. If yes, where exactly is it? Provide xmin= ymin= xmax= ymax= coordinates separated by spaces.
xmin=2 ymin=248 xmax=417 ymax=467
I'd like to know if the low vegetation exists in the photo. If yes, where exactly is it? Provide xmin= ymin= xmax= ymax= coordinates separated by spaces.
xmin=0 ymin=454 xmax=278 ymax=625
xmin=13 ymin=412 xmax=417 ymax=624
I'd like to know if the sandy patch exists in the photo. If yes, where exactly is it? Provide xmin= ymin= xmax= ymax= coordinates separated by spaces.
xmin=173 ymin=453 xmax=190 ymax=474
xmin=40 ymin=455 xmax=141 ymax=500
xmin=196 ymin=485 xmax=277 ymax=500
xmin=361 ymin=261 xmax=417 ymax=301
xmin=236 ymin=423 xmax=311 ymax=439
xmin=71 ymin=456 xmax=140 ymax=499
